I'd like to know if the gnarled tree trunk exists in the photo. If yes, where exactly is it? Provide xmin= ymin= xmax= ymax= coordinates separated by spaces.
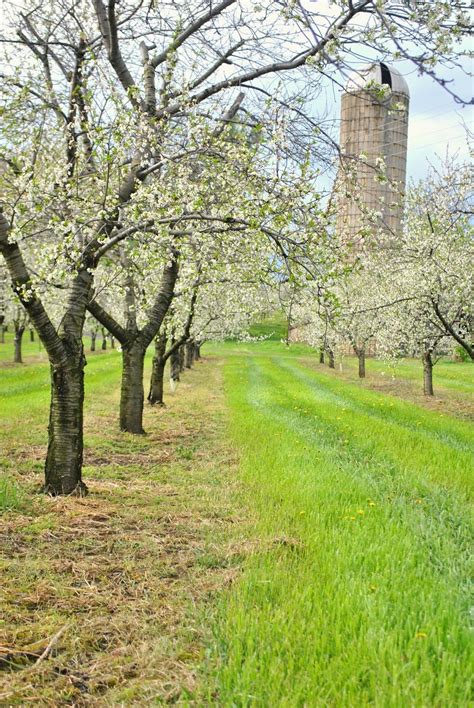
xmin=148 ymin=332 xmax=167 ymax=405
xmin=44 ymin=350 xmax=88 ymax=496
xmin=120 ymin=342 xmax=146 ymax=433
xmin=422 ymin=349 xmax=434 ymax=396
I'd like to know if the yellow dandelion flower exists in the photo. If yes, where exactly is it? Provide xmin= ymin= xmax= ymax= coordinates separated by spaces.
xmin=415 ymin=631 xmax=427 ymax=639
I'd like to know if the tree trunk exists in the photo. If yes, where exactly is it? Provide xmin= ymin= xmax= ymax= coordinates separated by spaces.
xmin=319 ymin=348 xmax=324 ymax=364
xmin=194 ymin=342 xmax=201 ymax=360
xmin=109 ymin=335 xmax=115 ymax=349
xmin=13 ymin=326 xmax=24 ymax=363
xmin=90 ymin=332 xmax=96 ymax=351
xmin=357 ymin=348 xmax=366 ymax=378
xmin=422 ymin=350 xmax=434 ymax=396
xmin=179 ymin=344 xmax=185 ymax=372
xmin=120 ymin=342 xmax=146 ymax=433
xmin=328 ymin=349 xmax=335 ymax=369
xmin=170 ymin=346 xmax=180 ymax=384
xmin=29 ymin=328 xmax=35 ymax=342
xmin=185 ymin=340 xmax=194 ymax=369
xmin=44 ymin=352 xmax=88 ymax=496
xmin=101 ymin=328 xmax=107 ymax=350
xmin=0 ymin=323 xmax=5 ymax=344
xmin=148 ymin=333 xmax=167 ymax=406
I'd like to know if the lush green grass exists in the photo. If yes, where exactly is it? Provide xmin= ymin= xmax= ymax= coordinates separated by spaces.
xmin=1 ymin=332 xmax=472 ymax=704
xmin=0 ymin=475 xmax=25 ymax=511
xmin=198 ymin=342 xmax=473 ymax=705
xmin=0 ymin=330 xmax=48 ymax=363
xmin=340 ymin=352 xmax=474 ymax=395
xmin=248 ymin=315 xmax=288 ymax=341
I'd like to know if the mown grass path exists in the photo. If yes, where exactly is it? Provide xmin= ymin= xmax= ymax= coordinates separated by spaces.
xmin=199 ymin=345 xmax=473 ymax=706
xmin=0 ymin=347 xmax=243 ymax=704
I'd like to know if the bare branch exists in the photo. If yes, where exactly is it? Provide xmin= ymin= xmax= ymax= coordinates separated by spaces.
xmin=150 ymin=0 xmax=237 ymax=69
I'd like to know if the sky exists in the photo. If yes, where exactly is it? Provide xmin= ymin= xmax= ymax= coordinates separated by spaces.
xmin=383 ymin=61 xmax=472 ymax=182
xmin=1 ymin=0 xmax=471 ymax=184
xmin=295 ymin=0 xmax=473 ymax=182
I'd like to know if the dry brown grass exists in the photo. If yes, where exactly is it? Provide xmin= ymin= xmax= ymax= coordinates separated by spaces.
xmin=0 ymin=357 xmax=247 ymax=705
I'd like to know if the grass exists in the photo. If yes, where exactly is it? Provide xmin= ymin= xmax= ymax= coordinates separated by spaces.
xmin=0 ymin=476 xmax=25 ymax=512
xmin=197 ymin=341 xmax=473 ymax=705
xmin=0 ymin=331 xmax=472 ymax=704
xmin=0 ymin=341 xmax=244 ymax=703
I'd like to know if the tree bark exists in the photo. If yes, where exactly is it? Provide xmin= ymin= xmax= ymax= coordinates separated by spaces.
xmin=422 ymin=349 xmax=434 ymax=396
xmin=87 ymin=252 xmax=179 ymax=434
xmin=328 ymin=349 xmax=335 ymax=369
xmin=109 ymin=335 xmax=115 ymax=349
xmin=44 ymin=351 xmax=88 ymax=496
xmin=179 ymin=344 xmax=185 ymax=372
xmin=355 ymin=347 xmax=366 ymax=378
xmin=319 ymin=348 xmax=324 ymax=364
xmin=101 ymin=328 xmax=107 ymax=350
xmin=194 ymin=341 xmax=201 ymax=360
xmin=148 ymin=333 xmax=167 ymax=405
xmin=170 ymin=345 xmax=180 ymax=384
xmin=90 ymin=332 xmax=96 ymax=351
xmin=0 ymin=324 xmax=4 ymax=344
xmin=1 ymin=213 xmax=94 ymax=495
xmin=120 ymin=342 xmax=146 ymax=433
xmin=29 ymin=328 xmax=35 ymax=342
xmin=13 ymin=325 xmax=24 ymax=363
xmin=185 ymin=339 xmax=194 ymax=368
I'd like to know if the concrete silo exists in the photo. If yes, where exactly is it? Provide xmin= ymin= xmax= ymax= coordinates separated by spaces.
xmin=337 ymin=62 xmax=410 ymax=245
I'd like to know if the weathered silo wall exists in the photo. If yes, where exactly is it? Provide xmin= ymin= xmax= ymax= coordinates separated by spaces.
xmin=337 ymin=63 xmax=409 ymax=245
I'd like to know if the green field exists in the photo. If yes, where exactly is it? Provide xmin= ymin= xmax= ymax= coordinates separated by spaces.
xmin=1 ymin=332 xmax=473 ymax=704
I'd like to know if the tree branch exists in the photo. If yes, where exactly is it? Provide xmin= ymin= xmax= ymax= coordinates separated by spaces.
xmin=157 ymin=0 xmax=372 ymax=118
xmin=150 ymin=0 xmax=237 ymax=69
xmin=86 ymin=297 xmax=128 ymax=344
xmin=139 ymin=249 xmax=179 ymax=347
xmin=93 ymin=0 xmax=142 ymax=110
xmin=0 ymin=212 xmax=67 ymax=366
xmin=431 ymin=298 xmax=474 ymax=359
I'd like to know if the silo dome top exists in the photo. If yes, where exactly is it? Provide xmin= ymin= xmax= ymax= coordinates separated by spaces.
xmin=346 ymin=62 xmax=409 ymax=96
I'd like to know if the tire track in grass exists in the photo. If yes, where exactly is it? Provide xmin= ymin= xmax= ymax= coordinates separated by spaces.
xmin=246 ymin=356 xmax=473 ymax=550
xmin=251 ymin=356 xmax=473 ymax=578
xmin=205 ymin=353 xmax=473 ymax=705
xmin=289 ymin=357 xmax=474 ymax=452
xmin=271 ymin=357 xmax=474 ymax=495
